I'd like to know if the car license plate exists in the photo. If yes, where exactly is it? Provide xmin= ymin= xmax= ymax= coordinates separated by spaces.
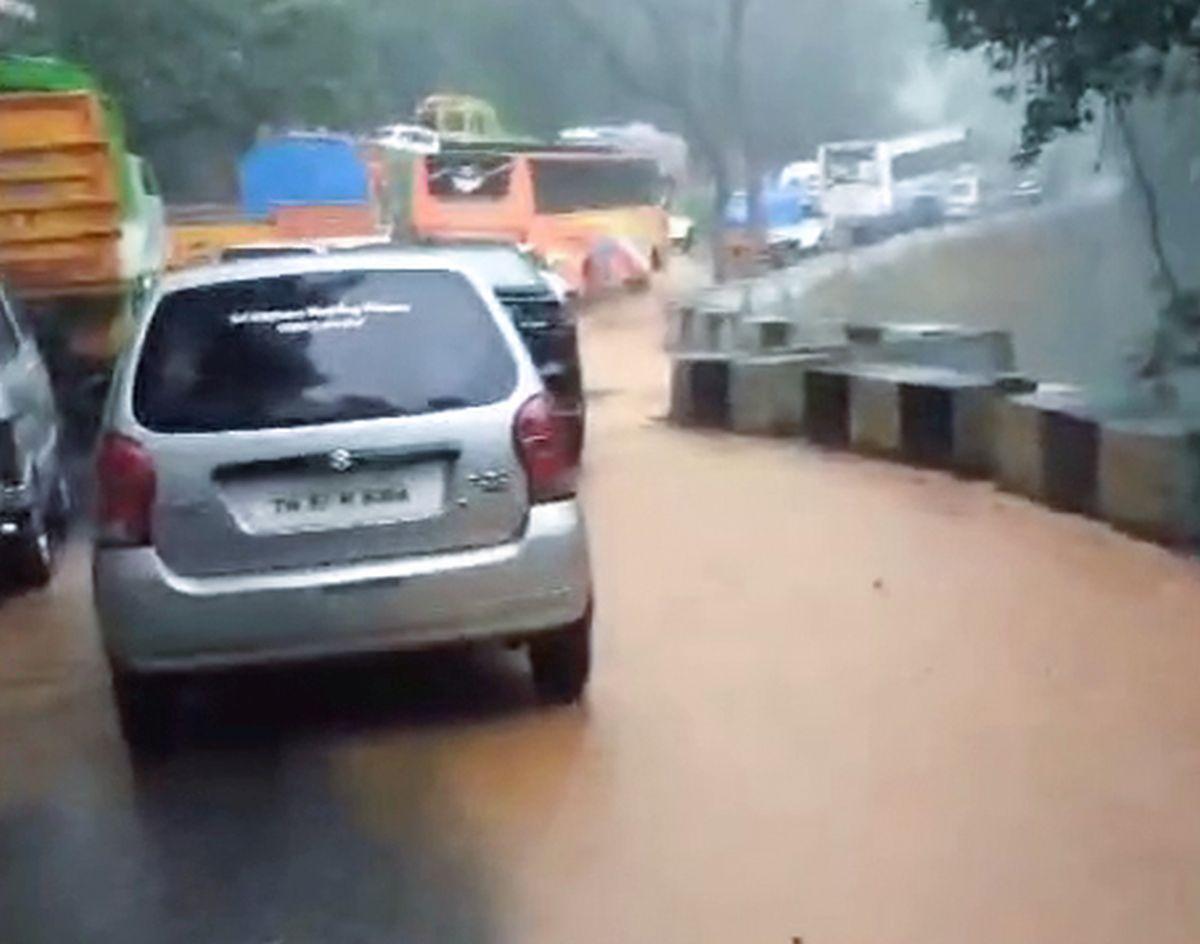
xmin=223 ymin=461 xmax=447 ymax=535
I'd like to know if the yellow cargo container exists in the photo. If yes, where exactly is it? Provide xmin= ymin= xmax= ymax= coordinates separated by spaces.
xmin=0 ymin=91 xmax=124 ymax=296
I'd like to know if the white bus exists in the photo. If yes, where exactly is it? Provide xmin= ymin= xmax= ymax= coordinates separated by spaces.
xmin=818 ymin=128 xmax=974 ymax=244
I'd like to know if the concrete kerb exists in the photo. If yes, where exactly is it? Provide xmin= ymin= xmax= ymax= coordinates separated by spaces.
xmin=803 ymin=365 xmax=853 ymax=447
xmin=698 ymin=306 xmax=740 ymax=354
xmin=845 ymin=323 xmax=1016 ymax=375
xmin=729 ymin=349 xmax=842 ymax=436
xmin=667 ymin=303 xmax=694 ymax=352
xmin=994 ymin=385 xmax=1098 ymax=514
xmin=668 ymin=290 xmax=742 ymax=354
xmin=738 ymin=316 xmax=795 ymax=354
xmin=1043 ymin=403 xmax=1100 ymax=516
xmin=670 ymin=304 xmax=1200 ymax=550
xmin=670 ymin=353 xmax=732 ymax=429
xmin=672 ymin=281 xmax=1200 ymax=549
xmin=1098 ymin=417 xmax=1200 ymax=547
xmin=842 ymin=364 xmax=1006 ymax=472
xmin=850 ymin=370 xmax=903 ymax=456
xmin=994 ymin=393 xmax=1046 ymax=498
xmin=902 ymin=369 xmax=1000 ymax=474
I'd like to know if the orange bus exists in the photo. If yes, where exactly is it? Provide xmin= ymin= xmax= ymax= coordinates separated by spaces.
xmin=411 ymin=145 xmax=669 ymax=296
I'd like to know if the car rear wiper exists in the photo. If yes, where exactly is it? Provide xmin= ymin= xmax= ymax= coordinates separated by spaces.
xmin=426 ymin=396 xmax=470 ymax=412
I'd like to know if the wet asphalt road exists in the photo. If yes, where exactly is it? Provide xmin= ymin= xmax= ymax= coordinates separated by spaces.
xmin=4 ymin=281 xmax=1200 ymax=943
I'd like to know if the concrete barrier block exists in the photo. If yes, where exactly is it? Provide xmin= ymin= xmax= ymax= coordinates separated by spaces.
xmin=738 ymin=316 xmax=794 ymax=354
xmin=804 ymin=367 xmax=851 ymax=447
xmin=993 ymin=385 xmax=1095 ymax=507
xmin=667 ymin=305 xmax=694 ymax=351
xmin=898 ymin=378 xmax=954 ymax=467
xmin=845 ymin=323 xmax=1015 ymax=375
xmin=1042 ymin=405 xmax=1099 ymax=515
xmin=888 ymin=367 xmax=998 ymax=474
xmin=994 ymin=394 xmax=1046 ymax=499
xmin=671 ymin=298 xmax=741 ymax=354
xmin=800 ymin=363 xmax=1000 ymax=474
xmin=949 ymin=384 xmax=997 ymax=474
xmin=850 ymin=372 xmax=903 ymax=455
xmin=669 ymin=355 xmax=732 ymax=428
xmin=706 ymin=309 xmax=740 ymax=353
xmin=1099 ymin=419 xmax=1200 ymax=546
xmin=729 ymin=352 xmax=836 ymax=436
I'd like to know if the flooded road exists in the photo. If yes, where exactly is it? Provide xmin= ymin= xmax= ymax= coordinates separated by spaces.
xmin=4 ymin=280 xmax=1200 ymax=943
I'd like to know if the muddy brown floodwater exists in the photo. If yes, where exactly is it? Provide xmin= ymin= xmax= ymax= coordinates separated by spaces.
xmin=2 ymin=273 xmax=1200 ymax=943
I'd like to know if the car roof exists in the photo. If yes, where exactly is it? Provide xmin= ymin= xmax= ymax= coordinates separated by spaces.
xmin=160 ymin=251 xmax=494 ymax=295
xmin=408 ymin=243 xmax=548 ymax=293
xmin=220 ymin=242 xmax=324 ymax=257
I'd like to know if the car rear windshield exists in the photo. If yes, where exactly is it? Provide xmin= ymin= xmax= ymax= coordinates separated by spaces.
xmin=498 ymin=292 xmax=569 ymax=333
xmin=434 ymin=248 xmax=543 ymax=291
xmin=134 ymin=269 xmax=517 ymax=433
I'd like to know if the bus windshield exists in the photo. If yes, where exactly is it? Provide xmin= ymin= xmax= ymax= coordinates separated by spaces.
xmin=425 ymin=154 xmax=515 ymax=199
xmin=823 ymin=145 xmax=880 ymax=186
xmin=531 ymin=157 xmax=664 ymax=213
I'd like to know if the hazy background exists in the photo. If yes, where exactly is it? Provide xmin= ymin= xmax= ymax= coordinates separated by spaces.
xmin=11 ymin=0 xmax=1200 ymax=385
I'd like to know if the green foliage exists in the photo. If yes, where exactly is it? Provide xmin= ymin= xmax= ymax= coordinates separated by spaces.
xmin=3 ymin=0 xmax=951 ymax=200
xmin=927 ymin=0 xmax=1200 ymax=159
xmin=4 ymin=0 xmax=629 ymax=196
xmin=8 ymin=0 xmax=440 ymax=196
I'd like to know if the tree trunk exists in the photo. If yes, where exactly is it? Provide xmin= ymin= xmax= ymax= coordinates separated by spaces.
xmin=552 ymin=0 xmax=753 ymax=285
xmin=1114 ymin=102 xmax=1191 ymax=384
xmin=745 ymin=152 xmax=765 ymax=262
xmin=712 ymin=159 xmax=732 ymax=283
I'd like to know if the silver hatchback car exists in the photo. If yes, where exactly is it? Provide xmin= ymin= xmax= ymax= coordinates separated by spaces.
xmin=0 ymin=286 xmax=68 ymax=587
xmin=93 ymin=255 xmax=593 ymax=750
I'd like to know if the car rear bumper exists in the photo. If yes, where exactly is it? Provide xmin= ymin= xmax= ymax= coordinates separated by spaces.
xmin=94 ymin=501 xmax=591 ymax=674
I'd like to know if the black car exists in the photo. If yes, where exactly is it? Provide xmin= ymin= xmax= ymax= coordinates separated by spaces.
xmin=414 ymin=243 xmax=586 ymax=458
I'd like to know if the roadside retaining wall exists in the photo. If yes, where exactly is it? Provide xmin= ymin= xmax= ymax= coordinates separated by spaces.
xmin=670 ymin=355 xmax=732 ymax=429
xmin=730 ymin=352 xmax=840 ymax=436
xmin=668 ymin=316 xmax=1200 ymax=551
xmin=1099 ymin=419 xmax=1200 ymax=546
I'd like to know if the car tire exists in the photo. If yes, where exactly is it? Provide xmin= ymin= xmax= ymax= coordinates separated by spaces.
xmin=112 ymin=670 xmax=178 ymax=756
xmin=48 ymin=472 xmax=71 ymax=539
xmin=11 ymin=502 xmax=55 ymax=588
xmin=530 ymin=604 xmax=592 ymax=705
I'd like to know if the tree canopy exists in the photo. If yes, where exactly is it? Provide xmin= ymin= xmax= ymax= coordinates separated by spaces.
xmin=927 ymin=0 xmax=1200 ymax=159
xmin=7 ymin=0 xmax=939 ymax=200
xmin=927 ymin=0 xmax=1200 ymax=380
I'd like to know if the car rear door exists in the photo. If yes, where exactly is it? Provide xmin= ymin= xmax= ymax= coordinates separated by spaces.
xmin=126 ymin=267 xmax=535 ymax=579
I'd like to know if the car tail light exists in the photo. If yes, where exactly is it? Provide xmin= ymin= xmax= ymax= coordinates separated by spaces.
xmin=514 ymin=393 xmax=578 ymax=503
xmin=96 ymin=434 xmax=156 ymax=546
